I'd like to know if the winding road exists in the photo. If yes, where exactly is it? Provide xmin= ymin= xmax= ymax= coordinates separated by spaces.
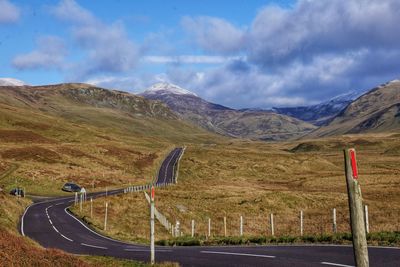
xmin=20 ymin=148 xmax=400 ymax=266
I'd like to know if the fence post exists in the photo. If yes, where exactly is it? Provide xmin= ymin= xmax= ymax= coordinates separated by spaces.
xmin=150 ymin=186 xmax=155 ymax=265
xmin=364 ymin=205 xmax=369 ymax=234
xmin=104 ymin=202 xmax=108 ymax=231
xmin=80 ymin=193 xmax=83 ymax=212
xmin=191 ymin=220 xmax=195 ymax=237
xmin=74 ymin=192 xmax=78 ymax=205
xmin=344 ymin=148 xmax=369 ymax=267
xmin=176 ymin=221 xmax=180 ymax=237
xmin=208 ymin=218 xmax=211 ymax=237
xmin=240 ymin=216 xmax=243 ymax=236
xmin=300 ymin=210 xmax=304 ymax=236
xmin=90 ymin=197 xmax=93 ymax=218
xmin=224 ymin=216 xmax=227 ymax=237
xmin=270 ymin=213 xmax=275 ymax=236
xmin=333 ymin=208 xmax=337 ymax=234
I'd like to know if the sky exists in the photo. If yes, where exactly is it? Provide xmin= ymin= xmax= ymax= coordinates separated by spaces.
xmin=1 ymin=0 xmax=400 ymax=108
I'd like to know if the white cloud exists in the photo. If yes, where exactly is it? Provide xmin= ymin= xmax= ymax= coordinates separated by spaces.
xmin=0 ymin=0 xmax=20 ymax=24
xmin=12 ymin=36 xmax=67 ymax=70
xmin=50 ymin=0 xmax=95 ymax=25
xmin=248 ymin=0 xmax=400 ymax=65
xmin=174 ymin=0 xmax=400 ymax=107
xmin=181 ymin=16 xmax=245 ymax=54
xmin=143 ymin=55 xmax=242 ymax=64
xmin=51 ymin=0 xmax=140 ymax=79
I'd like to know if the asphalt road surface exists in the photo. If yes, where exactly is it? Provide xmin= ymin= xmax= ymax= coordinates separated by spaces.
xmin=21 ymin=148 xmax=400 ymax=266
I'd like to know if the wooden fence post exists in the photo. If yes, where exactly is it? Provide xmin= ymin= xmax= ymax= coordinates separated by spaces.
xmin=300 ymin=210 xmax=304 ymax=236
xmin=344 ymin=148 xmax=369 ymax=267
xmin=364 ymin=205 xmax=369 ymax=234
xmin=224 ymin=216 xmax=227 ymax=237
xmin=208 ymin=218 xmax=211 ymax=237
xmin=333 ymin=208 xmax=337 ymax=234
xmin=240 ymin=216 xmax=243 ymax=236
xmin=191 ymin=220 xmax=195 ymax=237
xmin=90 ymin=197 xmax=93 ymax=218
xmin=270 ymin=213 xmax=275 ymax=236
xmin=104 ymin=202 xmax=108 ymax=231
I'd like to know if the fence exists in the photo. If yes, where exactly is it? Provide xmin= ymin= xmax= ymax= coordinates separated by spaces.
xmin=163 ymin=206 xmax=380 ymax=238
xmin=144 ymin=191 xmax=175 ymax=236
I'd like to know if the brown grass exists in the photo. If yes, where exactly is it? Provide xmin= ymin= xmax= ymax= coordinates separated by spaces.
xmin=73 ymin=133 xmax=400 ymax=241
xmin=0 ymin=130 xmax=55 ymax=143
xmin=0 ymin=228 xmax=91 ymax=267
xmin=1 ymin=146 xmax=61 ymax=163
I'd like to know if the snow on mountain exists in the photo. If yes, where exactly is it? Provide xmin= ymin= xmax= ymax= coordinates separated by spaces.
xmin=142 ymin=82 xmax=197 ymax=97
xmin=273 ymin=90 xmax=363 ymax=126
xmin=0 ymin=78 xmax=27 ymax=86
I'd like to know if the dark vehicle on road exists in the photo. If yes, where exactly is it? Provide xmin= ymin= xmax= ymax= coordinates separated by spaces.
xmin=10 ymin=187 xmax=24 ymax=197
xmin=62 ymin=182 xmax=81 ymax=192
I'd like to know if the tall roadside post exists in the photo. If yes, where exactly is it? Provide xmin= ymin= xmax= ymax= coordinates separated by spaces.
xmin=150 ymin=185 xmax=155 ymax=265
xmin=344 ymin=148 xmax=369 ymax=267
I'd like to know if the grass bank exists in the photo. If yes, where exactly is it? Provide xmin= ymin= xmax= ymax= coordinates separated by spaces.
xmin=156 ymin=231 xmax=400 ymax=247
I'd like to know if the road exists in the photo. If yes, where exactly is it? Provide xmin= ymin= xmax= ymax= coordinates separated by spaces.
xmin=21 ymin=148 xmax=400 ymax=266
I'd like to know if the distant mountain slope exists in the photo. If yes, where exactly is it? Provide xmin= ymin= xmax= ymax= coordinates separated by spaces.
xmin=0 ymin=83 xmax=218 ymax=144
xmin=140 ymin=83 xmax=316 ymax=141
xmin=273 ymin=91 xmax=361 ymax=126
xmin=307 ymin=80 xmax=400 ymax=137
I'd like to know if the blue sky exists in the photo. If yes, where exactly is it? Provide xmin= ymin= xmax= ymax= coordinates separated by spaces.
xmin=1 ymin=0 xmax=400 ymax=108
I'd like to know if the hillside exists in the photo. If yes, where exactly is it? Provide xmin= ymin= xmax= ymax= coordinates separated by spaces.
xmin=141 ymin=83 xmax=316 ymax=141
xmin=0 ymin=83 xmax=221 ymax=196
xmin=308 ymin=80 xmax=400 ymax=137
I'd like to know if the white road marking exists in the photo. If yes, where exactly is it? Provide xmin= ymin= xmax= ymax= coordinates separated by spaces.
xmin=52 ymin=225 xmax=59 ymax=233
xmin=55 ymin=202 xmax=65 ymax=206
xmin=81 ymin=243 xmax=108 ymax=250
xmin=49 ymin=219 xmax=53 ymax=225
xmin=64 ymin=207 xmax=136 ymax=245
xmin=20 ymin=203 xmax=34 ymax=236
xmin=124 ymin=248 xmax=172 ymax=252
xmin=60 ymin=233 xmax=73 ymax=242
xmin=321 ymin=262 xmax=355 ymax=267
xmin=200 ymin=251 xmax=276 ymax=258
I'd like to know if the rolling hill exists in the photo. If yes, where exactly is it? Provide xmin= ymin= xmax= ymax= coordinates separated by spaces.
xmin=140 ymin=82 xmax=316 ymax=141
xmin=307 ymin=80 xmax=400 ymax=137
xmin=273 ymin=91 xmax=361 ymax=126
xmin=0 ymin=83 xmax=221 ymax=195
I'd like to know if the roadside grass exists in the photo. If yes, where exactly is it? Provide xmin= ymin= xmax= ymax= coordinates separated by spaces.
xmin=70 ymin=192 xmax=171 ymax=244
xmin=72 ymin=132 xmax=400 ymax=244
xmin=81 ymin=256 xmax=179 ymax=267
xmin=156 ymin=231 xmax=400 ymax=247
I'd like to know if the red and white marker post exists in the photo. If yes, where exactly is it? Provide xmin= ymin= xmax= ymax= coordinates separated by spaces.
xmin=150 ymin=185 xmax=155 ymax=265
xmin=344 ymin=148 xmax=369 ymax=267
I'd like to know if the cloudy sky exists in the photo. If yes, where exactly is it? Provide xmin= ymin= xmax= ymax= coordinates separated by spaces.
xmin=1 ymin=0 xmax=400 ymax=108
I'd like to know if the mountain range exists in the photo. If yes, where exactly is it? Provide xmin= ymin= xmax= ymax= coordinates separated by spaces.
xmin=273 ymin=91 xmax=361 ymax=126
xmin=308 ymin=79 xmax=400 ymax=137
xmin=140 ymin=81 xmax=400 ymax=140
xmin=140 ymin=83 xmax=316 ymax=141
xmin=1 ymin=78 xmax=399 ymax=142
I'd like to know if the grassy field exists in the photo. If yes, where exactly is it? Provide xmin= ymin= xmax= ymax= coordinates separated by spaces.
xmin=0 ymin=85 xmax=221 ymax=196
xmin=71 ymin=132 xmax=400 ymax=243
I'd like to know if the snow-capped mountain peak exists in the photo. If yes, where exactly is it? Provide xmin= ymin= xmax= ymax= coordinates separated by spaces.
xmin=0 ymin=78 xmax=27 ymax=86
xmin=142 ymin=82 xmax=197 ymax=96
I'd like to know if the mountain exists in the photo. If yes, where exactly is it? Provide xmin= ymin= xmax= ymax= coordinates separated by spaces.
xmin=307 ymin=80 xmax=400 ymax=137
xmin=140 ymin=83 xmax=316 ymax=141
xmin=273 ymin=91 xmax=361 ymax=126
xmin=0 ymin=78 xmax=27 ymax=86
xmin=0 ymin=83 xmax=218 ymax=144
